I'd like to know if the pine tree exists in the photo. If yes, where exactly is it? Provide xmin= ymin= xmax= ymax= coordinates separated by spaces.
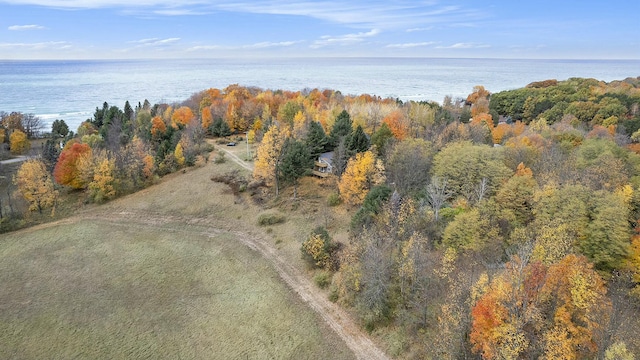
xmin=279 ymin=139 xmax=313 ymax=199
xmin=329 ymin=110 xmax=352 ymax=149
xmin=347 ymin=124 xmax=370 ymax=154
xmin=305 ymin=121 xmax=328 ymax=161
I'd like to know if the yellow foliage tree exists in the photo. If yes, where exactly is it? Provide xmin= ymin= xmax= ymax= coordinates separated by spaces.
xmin=338 ymin=150 xmax=385 ymax=206
xmin=10 ymin=129 xmax=30 ymax=155
xmin=174 ymin=143 xmax=185 ymax=166
xmin=292 ymin=110 xmax=307 ymax=139
xmin=253 ymin=125 xmax=290 ymax=195
xmin=88 ymin=157 xmax=116 ymax=202
xmin=13 ymin=159 xmax=58 ymax=214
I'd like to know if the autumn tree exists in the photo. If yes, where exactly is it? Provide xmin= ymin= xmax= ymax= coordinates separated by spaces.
xmin=88 ymin=156 xmax=117 ymax=202
xmin=471 ymin=254 xmax=611 ymax=359
xmin=171 ymin=106 xmax=194 ymax=128
xmin=382 ymin=109 xmax=408 ymax=140
xmin=338 ymin=150 xmax=385 ymax=206
xmin=9 ymin=130 xmax=30 ymax=155
xmin=13 ymin=159 xmax=58 ymax=214
xmin=53 ymin=142 xmax=92 ymax=189
xmin=253 ymin=124 xmax=290 ymax=196
xmin=174 ymin=143 xmax=185 ymax=166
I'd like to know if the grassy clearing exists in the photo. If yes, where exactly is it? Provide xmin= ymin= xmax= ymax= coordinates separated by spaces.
xmin=0 ymin=220 xmax=353 ymax=360
xmin=0 ymin=158 xmax=355 ymax=359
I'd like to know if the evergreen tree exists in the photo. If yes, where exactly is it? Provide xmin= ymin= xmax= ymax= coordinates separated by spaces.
xmin=347 ymin=124 xmax=370 ymax=154
xmin=279 ymin=139 xmax=313 ymax=199
xmin=211 ymin=117 xmax=231 ymax=137
xmin=51 ymin=119 xmax=69 ymax=138
xmin=370 ymin=122 xmax=394 ymax=156
xmin=305 ymin=121 xmax=328 ymax=160
xmin=329 ymin=110 xmax=352 ymax=149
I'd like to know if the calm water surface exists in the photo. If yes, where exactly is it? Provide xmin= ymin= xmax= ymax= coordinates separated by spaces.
xmin=1 ymin=57 xmax=638 ymax=131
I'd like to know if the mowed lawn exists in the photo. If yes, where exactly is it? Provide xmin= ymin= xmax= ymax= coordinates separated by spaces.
xmin=0 ymin=160 xmax=355 ymax=359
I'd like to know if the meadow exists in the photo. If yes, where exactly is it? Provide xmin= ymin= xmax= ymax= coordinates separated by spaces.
xmin=0 ymin=154 xmax=359 ymax=359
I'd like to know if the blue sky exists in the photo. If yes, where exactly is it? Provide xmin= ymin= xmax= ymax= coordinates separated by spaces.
xmin=1 ymin=0 xmax=638 ymax=59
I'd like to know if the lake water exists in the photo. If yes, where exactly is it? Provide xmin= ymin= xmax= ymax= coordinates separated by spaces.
xmin=1 ymin=57 xmax=639 ymax=132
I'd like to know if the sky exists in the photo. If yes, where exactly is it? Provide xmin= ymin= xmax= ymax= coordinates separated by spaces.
xmin=0 ymin=0 xmax=638 ymax=60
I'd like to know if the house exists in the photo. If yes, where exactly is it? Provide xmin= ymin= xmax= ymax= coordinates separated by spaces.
xmin=312 ymin=152 xmax=334 ymax=178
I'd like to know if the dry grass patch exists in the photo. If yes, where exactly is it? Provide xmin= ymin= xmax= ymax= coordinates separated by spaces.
xmin=0 ymin=217 xmax=354 ymax=360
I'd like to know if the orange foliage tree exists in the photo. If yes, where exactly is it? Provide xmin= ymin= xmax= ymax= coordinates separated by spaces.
xmin=171 ymin=106 xmax=195 ymax=128
xmin=382 ymin=109 xmax=408 ymax=140
xmin=53 ymin=142 xmax=92 ymax=189
xmin=471 ymin=254 xmax=611 ymax=359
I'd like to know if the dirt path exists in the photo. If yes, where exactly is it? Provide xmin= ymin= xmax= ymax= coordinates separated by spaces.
xmin=215 ymin=145 xmax=254 ymax=172
xmin=75 ymin=210 xmax=389 ymax=360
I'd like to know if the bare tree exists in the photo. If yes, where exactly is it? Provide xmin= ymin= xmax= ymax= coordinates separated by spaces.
xmin=22 ymin=113 xmax=44 ymax=138
xmin=425 ymin=176 xmax=451 ymax=221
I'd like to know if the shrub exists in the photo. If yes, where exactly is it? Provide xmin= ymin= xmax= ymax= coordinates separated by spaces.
xmin=301 ymin=226 xmax=339 ymax=270
xmin=313 ymin=271 xmax=332 ymax=289
xmin=327 ymin=192 xmax=341 ymax=206
xmin=257 ymin=212 xmax=286 ymax=226
xmin=213 ymin=151 xmax=226 ymax=164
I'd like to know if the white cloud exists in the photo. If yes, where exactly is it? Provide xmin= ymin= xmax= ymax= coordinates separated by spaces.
xmin=406 ymin=27 xmax=434 ymax=32
xmin=242 ymin=41 xmax=302 ymax=49
xmin=386 ymin=41 xmax=437 ymax=49
xmin=0 ymin=41 xmax=70 ymax=50
xmin=8 ymin=24 xmax=45 ymax=31
xmin=436 ymin=42 xmax=490 ymax=49
xmin=0 ymin=1 xmax=486 ymax=30
xmin=311 ymin=29 xmax=380 ymax=48
xmin=128 ymin=37 xmax=181 ymax=47
xmin=188 ymin=40 xmax=302 ymax=52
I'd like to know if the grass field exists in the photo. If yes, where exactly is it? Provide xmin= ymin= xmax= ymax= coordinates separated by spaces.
xmin=0 ymin=154 xmax=357 ymax=359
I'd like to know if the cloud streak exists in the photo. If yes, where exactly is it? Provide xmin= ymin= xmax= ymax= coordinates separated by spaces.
xmin=187 ymin=40 xmax=302 ymax=52
xmin=8 ymin=24 xmax=45 ymax=30
xmin=436 ymin=42 xmax=490 ymax=49
xmin=0 ymin=0 xmax=486 ymax=30
xmin=386 ymin=41 xmax=437 ymax=49
xmin=311 ymin=29 xmax=380 ymax=49
xmin=0 ymin=41 xmax=71 ymax=50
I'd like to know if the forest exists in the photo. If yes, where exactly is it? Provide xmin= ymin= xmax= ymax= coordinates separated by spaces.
xmin=2 ymin=77 xmax=640 ymax=359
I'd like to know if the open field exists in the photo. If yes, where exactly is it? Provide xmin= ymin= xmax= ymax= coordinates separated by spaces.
xmin=0 ymin=152 xmax=372 ymax=359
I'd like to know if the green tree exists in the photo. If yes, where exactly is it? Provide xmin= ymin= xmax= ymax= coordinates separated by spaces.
xmin=210 ymin=117 xmax=231 ymax=137
xmin=581 ymin=191 xmax=630 ymax=272
xmin=432 ymin=141 xmax=512 ymax=202
xmin=329 ymin=110 xmax=352 ymax=149
xmin=279 ymin=139 xmax=313 ymax=199
xmin=305 ymin=120 xmax=328 ymax=160
xmin=51 ymin=119 xmax=69 ymax=138
xmin=347 ymin=124 xmax=370 ymax=154
xmin=370 ymin=122 xmax=394 ymax=156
